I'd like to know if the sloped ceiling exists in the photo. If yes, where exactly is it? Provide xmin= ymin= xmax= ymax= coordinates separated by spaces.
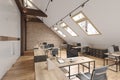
xmin=32 ymin=0 xmax=120 ymax=49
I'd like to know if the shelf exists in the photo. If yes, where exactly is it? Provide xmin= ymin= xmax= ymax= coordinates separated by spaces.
xmin=0 ymin=36 xmax=20 ymax=41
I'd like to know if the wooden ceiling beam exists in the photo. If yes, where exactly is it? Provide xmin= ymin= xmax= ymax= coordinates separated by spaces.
xmin=15 ymin=0 xmax=47 ymax=17
xmin=27 ymin=17 xmax=43 ymax=23
xmin=23 ymin=8 xmax=47 ymax=17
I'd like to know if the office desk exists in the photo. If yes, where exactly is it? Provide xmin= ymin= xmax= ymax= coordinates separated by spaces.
xmin=104 ymin=52 xmax=120 ymax=72
xmin=35 ymin=62 xmax=69 ymax=80
xmin=51 ymin=56 xmax=95 ymax=78
xmin=72 ymin=46 xmax=81 ymax=49
xmin=34 ymin=49 xmax=95 ymax=79
xmin=34 ymin=48 xmax=69 ymax=80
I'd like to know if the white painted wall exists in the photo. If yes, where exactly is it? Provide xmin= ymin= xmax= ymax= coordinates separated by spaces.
xmin=0 ymin=0 xmax=20 ymax=79
xmin=32 ymin=0 xmax=120 ymax=49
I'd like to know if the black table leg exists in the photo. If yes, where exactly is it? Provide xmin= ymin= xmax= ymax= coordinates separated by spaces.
xmin=89 ymin=62 xmax=90 ymax=72
xmin=69 ymin=66 xmax=70 ymax=79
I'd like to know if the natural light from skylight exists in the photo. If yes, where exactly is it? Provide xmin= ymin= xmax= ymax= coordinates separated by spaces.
xmin=57 ymin=30 xmax=66 ymax=37
xmin=60 ymin=23 xmax=67 ymax=27
xmin=78 ymin=20 xmax=100 ymax=35
xmin=72 ymin=12 xmax=100 ymax=35
xmin=54 ymin=27 xmax=58 ymax=31
xmin=60 ymin=22 xmax=77 ymax=36
xmin=64 ymin=27 xmax=77 ymax=36
xmin=72 ymin=13 xmax=85 ymax=21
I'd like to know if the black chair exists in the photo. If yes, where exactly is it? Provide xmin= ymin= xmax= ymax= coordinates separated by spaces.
xmin=112 ymin=45 xmax=119 ymax=52
xmin=76 ymin=66 xmax=108 ymax=80
xmin=43 ymin=42 xmax=47 ymax=45
xmin=52 ymin=48 xmax=58 ymax=57
xmin=77 ymin=43 xmax=81 ymax=46
xmin=66 ymin=44 xmax=78 ymax=58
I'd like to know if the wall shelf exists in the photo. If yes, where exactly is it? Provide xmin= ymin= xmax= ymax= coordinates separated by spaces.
xmin=0 ymin=36 xmax=20 ymax=41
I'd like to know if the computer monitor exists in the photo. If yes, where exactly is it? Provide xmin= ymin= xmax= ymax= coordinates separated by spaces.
xmin=47 ymin=44 xmax=54 ymax=48
xmin=77 ymin=43 xmax=81 ymax=46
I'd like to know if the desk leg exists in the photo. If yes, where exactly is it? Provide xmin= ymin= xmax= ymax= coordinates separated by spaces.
xmin=89 ymin=62 xmax=90 ymax=72
xmin=82 ymin=65 xmax=84 ymax=72
xmin=69 ymin=66 xmax=70 ymax=79
xmin=115 ymin=57 xmax=118 ymax=72
xmin=103 ymin=59 xmax=105 ymax=66
xmin=93 ymin=61 xmax=95 ymax=69
xmin=60 ymin=48 xmax=61 ymax=58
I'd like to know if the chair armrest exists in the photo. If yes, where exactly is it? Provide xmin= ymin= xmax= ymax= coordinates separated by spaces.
xmin=76 ymin=72 xmax=90 ymax=80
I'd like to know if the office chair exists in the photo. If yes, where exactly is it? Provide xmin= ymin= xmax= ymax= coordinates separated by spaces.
xmin=43 ymin=42 xmax=47 ymax=45
xmin=77 ymin=43 xmax=81 ymax=46
xmin=52 ymin=48 xmax=58 ymax=57
xmin=66 ymin=44 xmax=78 ymax=58
xmin=104 ymin=53 xmax=119 ymax=72
xmin=76 ymin=66 xmax=108 ymax=80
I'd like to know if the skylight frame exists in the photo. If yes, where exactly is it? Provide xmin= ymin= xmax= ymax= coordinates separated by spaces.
xmin=52 ymin=26 xmax=66 ymax=37
xmin=57 ymin=30 xmax=66 ymax=37
xmin=60 ymin=22 xmax=78 ymax=37
xmin=71 ymin=11 xmax=101 ymax=36
xmin=72 ymin=12 xmax=86 ymax=22
xmin=53 ymin=27 xmax=58 ymax=31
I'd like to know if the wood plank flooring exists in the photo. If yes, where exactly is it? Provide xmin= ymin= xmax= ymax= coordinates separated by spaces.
xmin=1 ymin=50 xmax=120 ymax=80
xmin=2 ymin=51 xmax=34 ymax=80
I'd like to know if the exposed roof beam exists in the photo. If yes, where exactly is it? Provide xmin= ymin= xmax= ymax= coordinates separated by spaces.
xmin=23 ymin=8 xmax=47 ymax=17
xmin=26 ymin=17 xmax=43 ymax=23
xmin=0 ymin=36 xmax=20 ymax=41
xmin=15 ymin=0 xmax=47 ymax=17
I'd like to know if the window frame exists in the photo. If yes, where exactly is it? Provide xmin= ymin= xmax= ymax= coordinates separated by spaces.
xmin=52 ymin=26 xmax=66 ymax=37
xmin=71 ymin=11 xmax=101 ymax=36
xmin=60 ymin=22 xmax=78 ymax=37
xmin=57 ymin=30 xmax=66 ymax=37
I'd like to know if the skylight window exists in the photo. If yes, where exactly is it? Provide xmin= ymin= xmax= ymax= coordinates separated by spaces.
xmin=72 ymin=12 xmax=100 ymax=35
xmin=54 ymin=27 xmax=58 ymax=31
xmin=60 ymin=23 xmax=67 ymax=27
xmin=78 ymin=20 xmax=99 ymax=35
xmin=57 ymin=30 xmax=66 ymax=37
xmin=60 ymin=22 xmax=77 ymax=36
xmin=72 ymin=13 xmax=85 ymax=21
xmin=64 ymin=27 xmax=77 ymax=36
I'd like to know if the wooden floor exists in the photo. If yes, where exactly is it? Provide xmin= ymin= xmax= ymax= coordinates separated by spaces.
xmin=2 ymin=50 xmax=120 ymax=80
xmin=2 ymin=51 xmax=34 ymax=80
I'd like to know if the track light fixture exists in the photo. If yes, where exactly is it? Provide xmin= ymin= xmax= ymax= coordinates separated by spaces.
xmin=52 ymin=0 xmax=90 ymax=28
xmin=81 ymin=0 xmax=90 ymax=7
xmin=45 ymin=0 xmax=53 ymax=12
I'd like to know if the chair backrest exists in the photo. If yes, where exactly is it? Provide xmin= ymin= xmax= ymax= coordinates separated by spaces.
xmin=43 ymin=42 xmax=47 ymax=45
xmin=91 ymin=66 xmax=108 ymax=80
xmin=52 ymin=48 xmax=58 ymax=56
xmin=67 ymin=44 xmax=73 ymax=50
xmin=77 ymin=43 xmax=81 ymax=46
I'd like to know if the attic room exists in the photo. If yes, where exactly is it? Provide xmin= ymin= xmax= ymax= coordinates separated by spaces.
xmin=0 ymin=0 xmax=120 ymax=80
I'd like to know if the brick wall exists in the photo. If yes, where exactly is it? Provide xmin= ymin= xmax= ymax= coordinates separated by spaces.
xmin=27 ymin=22 xmax=65 ymax=50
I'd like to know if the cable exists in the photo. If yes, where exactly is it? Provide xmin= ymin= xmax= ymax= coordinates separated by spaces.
xmin=52 ymin=0 xmax=90 ymax=27
xmin=45 ymin=0 xmax=52 ymax=12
